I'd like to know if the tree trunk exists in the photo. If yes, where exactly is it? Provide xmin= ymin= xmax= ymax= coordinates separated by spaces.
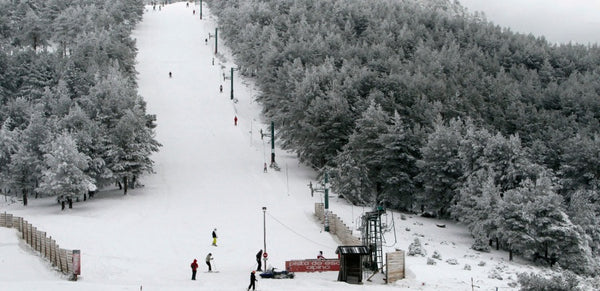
xmin=509 ymin=248 xmax=513 ymax=261
xmin=496 ymin=238 xmax=499 ymax=250
xmin=22 ymin=190 xmax=27 ymax=206
xmin=131 ymin=176 xmax=136 ymax=189
xmin=61 ymin=200 xmax=65 ymax=210
xmin=68 ymin=198 xmax=73 ymax=209
xmin=123 ymin=177 xmax=128 ymax=195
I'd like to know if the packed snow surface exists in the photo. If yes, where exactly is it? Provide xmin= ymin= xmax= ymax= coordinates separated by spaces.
xmin=0 ymin=3 xmax=539 ymax=290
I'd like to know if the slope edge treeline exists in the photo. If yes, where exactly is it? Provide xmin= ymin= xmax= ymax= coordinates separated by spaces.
xmin=0 ymin=0 xmax=160 ymax=206
xmin=207 ymin=0 xmax=600 ymax=275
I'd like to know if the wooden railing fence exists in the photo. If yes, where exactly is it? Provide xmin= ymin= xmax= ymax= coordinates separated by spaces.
xmin=314 ymin=203 xmax=362 ymax=245
xmin=0 ymin=212 xmax=78 ymax=279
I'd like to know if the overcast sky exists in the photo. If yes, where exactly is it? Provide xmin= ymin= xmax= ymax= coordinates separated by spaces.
xmin=458 ymin=0 xmax=600 ymax=45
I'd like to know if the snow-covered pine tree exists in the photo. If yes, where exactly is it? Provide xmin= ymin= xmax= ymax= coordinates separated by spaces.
xmin=37 ymin=132 xmax=92 ymax=208
xmin=416 ymin=117 xmax=464 ymax=217
xmin=568 ymin=189 xmax=600 ymax=257
xmin=296 ymin=84 xmax=353 ymax=168
xmin=452 ymin=168 xmax=501 ymax=251
xmin=375 ymin=111 xmax=419 ymax=210
xmin=333 ymin=100 xmax=387 ymax=205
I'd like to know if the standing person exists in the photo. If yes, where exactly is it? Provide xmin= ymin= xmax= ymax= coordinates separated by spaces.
xmin=219 ymin=85 xmax=223 ymax=93
xmin=205 ymin=253 xmax=213 ymax=272
xmin=247 ymin=270 xmax=257 ymax=291
xmin=317 ymin=251 xmax=325 ymax=260
xmin=169 ymin=71 xmax=172 ymax=78
xmin=263 ymin=163 xmax=267 ymax=173
xmin=256 ymin=249 xmax=263 ymax=271
xmin=191 ymin=259 xmax=198 ymax=280
xmin=212 ymin=228 xmax=218 ymax=246
xmin=234 ymin=116 xmax=238 ymax=126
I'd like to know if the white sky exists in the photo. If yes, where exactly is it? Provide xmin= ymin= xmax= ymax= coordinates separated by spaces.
xmin=1 ymin=2 xmax=549 ymax=290
xmin=458 ymin=0 xmax=600 ymax=45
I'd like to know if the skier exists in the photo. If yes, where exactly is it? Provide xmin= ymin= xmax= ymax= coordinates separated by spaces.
xmin=263 ymin=163 xmax=267 ymax=173
xmin=212 ymin=228 xmax=218 ymax=246
xmin=191 ymin=259 xmax=198 ymax=280
xmin=219 ymin=85 xmax=223 ymax=93
xmin=169 ymin=71 xmax=172 ymax=78
xmin=317 ymin=251 xmax=325 ymax=260
xmin=234 ymin=116 xmax=238 ymax=126
xmin=205 ymin=38 xmax=208 ymax=45
xmin=256 ymin=249 xmax=263 ymax=271
xmin=206 ymin=253 xmax=214 ymax=272
xmin=193 ymin=9 xmax=195 ymax=15
xmin=247 ymin=270 xmax=257 ymax=291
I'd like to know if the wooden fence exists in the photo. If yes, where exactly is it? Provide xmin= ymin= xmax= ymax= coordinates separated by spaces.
xmin=314 ymin=203 xmax=362 ymax=245
xmin=0 ymin=212 xmax=79 ymax=279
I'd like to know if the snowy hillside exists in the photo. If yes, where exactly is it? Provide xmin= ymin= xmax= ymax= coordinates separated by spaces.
xmin=0 ymin=3 xmax=544 ymax=290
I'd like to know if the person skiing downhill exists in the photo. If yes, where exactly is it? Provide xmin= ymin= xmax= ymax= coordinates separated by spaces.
xmin=206 ymin=253 xmax=214 ymax=272
xmin=256 ymin=249 xmax=263 ymax=271
xmin=317 ymin=251 xmax=325 ymax=260
xmin=212 ymin=228 xmax=218 ymax=246
xmin=234 ymin=116 xmax=238 ymax=126
xmin=247 ymin=270 xmax=257 ymax=291
xmin=191 ymin=259 xmax=198 ymax=280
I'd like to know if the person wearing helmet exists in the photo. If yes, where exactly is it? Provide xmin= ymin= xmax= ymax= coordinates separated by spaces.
xmin=247 ymin=270 xmax=257 ymax=291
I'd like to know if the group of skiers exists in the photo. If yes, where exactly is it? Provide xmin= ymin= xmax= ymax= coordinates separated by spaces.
xmin=189 ymin=228 xmax=259 ymax=290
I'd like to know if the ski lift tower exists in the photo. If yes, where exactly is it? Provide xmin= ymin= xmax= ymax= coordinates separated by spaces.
xmin=361 ymin=206 xmax=385 ymax=272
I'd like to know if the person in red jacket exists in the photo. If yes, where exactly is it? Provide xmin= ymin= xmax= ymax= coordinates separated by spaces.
xmin=191 ymin=259 xmax=198 ymax=280
xmin=234 ymin=116 xmax=238 ymax=126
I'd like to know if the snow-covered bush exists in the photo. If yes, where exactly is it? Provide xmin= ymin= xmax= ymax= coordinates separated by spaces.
xmin=432 ymin=250 xmax=442 ymax=260
xmin=445 ymin=258 xmax=458 ymax=265
xmin=471 ymin=236 xmax=490 ymax=252
xmin=478 ymin=261 xmax=486 ymax=267
xmin=408 ymin=238 xmax=427 ymax=257
xmin=517 ymin=270 xmax=583 ymax=291
xmin=427 ymin=257 xmax=436 ymax=265
xmin=464 ymin=264 xmax=471 ymax=271
xmin=488 ymin=269 xmax=503 ymax=280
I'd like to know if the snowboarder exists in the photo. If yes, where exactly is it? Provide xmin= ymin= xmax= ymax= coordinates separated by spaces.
xmin=234 ymin=116 xmax=238 ymax=126
xmin=219 ymin=84 xmax=223 ymax=93
xmin=212 ymin=228 xmax=218 ymax=246
xmin=205 ymin=38 xmax=208 ymax=45
xmin=263 ymin=163 xmax=267 ymax=173
xmin=256 ymin=249 xmax=263 ymax=271
xmin=206 ymin=253 xmax=213 ymax=272
xmin=169 ymin=71 xmax=172 ymax=78
xmin=317 ymin=251 xmax=325 ymax=260
xmin=247 ymin=270 xmax=257 ymax=291
xmin=191 ymin=259 xmax=198 ymax=280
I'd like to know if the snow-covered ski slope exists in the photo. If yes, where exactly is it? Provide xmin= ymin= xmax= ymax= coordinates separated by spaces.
xmin=0 ymin=3 xmax=540 ymax=290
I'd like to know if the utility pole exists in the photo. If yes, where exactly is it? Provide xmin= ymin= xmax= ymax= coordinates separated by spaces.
xmin=214 ymin=28 xmax=218 ymax=54
xmin=230 ymin=67 xmax=234 ymax=100
xmin=262 ymin=207 xmax=267 ymax=270
xmin=324 ymin=171 xmax=330 ymax=232
xmin=201 ymin=0 xmax=204 ymax=19
xmin=270 ymin=121 xmax=275 ymax=165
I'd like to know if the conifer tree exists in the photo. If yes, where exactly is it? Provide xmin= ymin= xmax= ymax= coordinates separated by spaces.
xmin=38 ymin=132 xmax=92 ymax=207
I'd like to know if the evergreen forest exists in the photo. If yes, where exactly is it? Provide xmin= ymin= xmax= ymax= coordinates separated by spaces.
xmin=0 ymin=0 xmax=160 ymax=206
xmin=207 ymin=0 xmax=600 ymax=274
